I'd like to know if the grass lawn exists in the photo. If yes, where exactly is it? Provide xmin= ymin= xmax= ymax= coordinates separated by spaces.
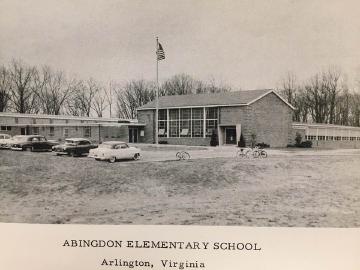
xmin=0 ymin=148 xmax=359 ymax=227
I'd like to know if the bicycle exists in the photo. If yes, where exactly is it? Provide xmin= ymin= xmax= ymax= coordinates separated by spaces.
xmin=176 ymin=151 xmax=191 ymax=160
xmin=252 ymin=146 xmax=268 ymax=158
xmin=236 ymin=148 xmax=252 ymax=158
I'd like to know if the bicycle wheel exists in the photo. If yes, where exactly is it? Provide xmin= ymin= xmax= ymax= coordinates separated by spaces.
xmin=176 ymin=152 xmax=182 ymax=160
xmin=260 ymin=150 xmax=267 ymax=158
xmin=244 ymin=149 xmax=252 ymax=158
xmin=237 ymin=150 xmax=245 ymax=158
xmin=252 ymin=150 xmax=260 ymax=158
xmin=182 ymin=151 xmax=190 ymax=160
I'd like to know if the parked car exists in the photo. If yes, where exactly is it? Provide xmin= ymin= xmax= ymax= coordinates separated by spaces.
xmin=10 ymin=135 xmax=55 ymax=151
xmin=88 ymin=141 xmax=141 ymax=163
xmin=52 ymin=138 xmax=97 ymax=156
xmin=0 ymin=134 xmax=12 ymax=149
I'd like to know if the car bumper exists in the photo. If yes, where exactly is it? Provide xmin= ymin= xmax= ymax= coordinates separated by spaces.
xmin=0 ymin=144 xmax=11 ymax=149
xmin=54 ymin=151 xmax=69 ymax=155
xmin=10 ymin=147 xmax=23 ymax=151
xmin=88 ymin=153 xmax=108 ymax=160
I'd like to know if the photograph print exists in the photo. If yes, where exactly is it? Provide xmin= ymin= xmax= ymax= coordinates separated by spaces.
xmin=0 ymin=0 xmax=359 ymax=227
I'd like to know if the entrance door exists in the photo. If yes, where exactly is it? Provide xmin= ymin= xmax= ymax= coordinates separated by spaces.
xmin=128 ymin=128 xmax=138 ymax=143
xmin=225 ymin=128 xmax=236 ymax=144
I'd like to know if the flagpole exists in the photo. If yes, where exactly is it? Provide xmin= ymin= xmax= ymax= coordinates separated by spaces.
xmin=155 ymin=37 xmax=159 ymax=144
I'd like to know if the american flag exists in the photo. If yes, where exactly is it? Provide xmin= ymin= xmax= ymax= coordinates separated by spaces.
xmin=156 ymin=42 xmax=165 ymax=61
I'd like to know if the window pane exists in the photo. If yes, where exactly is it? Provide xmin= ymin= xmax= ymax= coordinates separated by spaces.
xmin=169 ymin=109 xmax=179 ymax=120
xmin=192 ymin=108 xmax=203 ymax=119
xmin=192 ymin=120 xmax=203 ymax=137
xmin=180 ymin=108 xmax=191 ymax=119
xmin=206 ymin=107 xmax=218 ymax=119
xmin=158 ymin=121 xmax=167 ymax=137
xmin=158 ymin=109 xmax=167 ymax=120
xmin=180 ymin=120 xmax=190 ymax=137
xmin=206 ymin=120 xmax=217 ymax=137
xmin=169 ymin=120 xmax=179 ymax=137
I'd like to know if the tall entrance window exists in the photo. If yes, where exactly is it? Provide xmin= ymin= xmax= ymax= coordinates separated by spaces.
xmin=180 ymin=108 xmax=191 ymax=137
xmin=158 ymin=109 xmax=167 ymax=137
xmin=191 ymin=108 xmax=203 ymax=137
xmin=156 ymin=107 xmax=218 ymax=138
xmin=169 ymin=109 xmax=179 ymax=137
xmin=205 ymin=107 xmax=218 ymax=137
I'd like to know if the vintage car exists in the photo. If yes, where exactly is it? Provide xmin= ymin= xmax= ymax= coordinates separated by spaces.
xmin=52 ymin=138 xmax=97 ymax=156
xmin=0 ymin=133 xmax=12 ymax=149
xmin=88 ymin=141 xmax=141 ymax=163
xmin=10 ymin=135 xmax=56 ymax=151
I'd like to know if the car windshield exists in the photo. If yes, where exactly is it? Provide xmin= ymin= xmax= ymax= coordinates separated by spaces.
xmin=64 ymin=140 xmax=78 ymax=145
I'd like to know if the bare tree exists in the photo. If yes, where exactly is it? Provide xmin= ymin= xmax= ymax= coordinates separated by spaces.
xmin=161 ymin=73 xmax=194 ymax=95
xmin=322 ymin=67 xmax=341 ymax=124
xmin=67 ymin=78 xmax=100 ymax=117
xmin=279 ymin=72 xmax=297 ymax=105
xmin=0 ymin=65 xmax=11 ymax=112
xmin=8 ymin=60 xmax=38 ymax=113
xmin=105 ymin=81 xmax=117 ymax=118
xmin=92 ymin=87 xmax=108 ymax=117
xmin=33 ymin=66 xmax=73 ymax=115
xmin=116 ymin=80 xmax=155 ymax=119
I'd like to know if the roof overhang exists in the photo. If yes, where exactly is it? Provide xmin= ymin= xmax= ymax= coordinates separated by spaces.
xmin=4 ymin=123 xmax=146 ymax=127
xmin=137 ymin=90 xmax=295 ymax=111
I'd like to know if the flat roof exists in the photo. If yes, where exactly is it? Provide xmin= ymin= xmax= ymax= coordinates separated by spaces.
xmin=293 ymin=122 xmax=360 ymax=130
xmin=0 ymin=112 xmax=137 ymax=123
xmin=2 ymin=123 xmax=146 ymax=127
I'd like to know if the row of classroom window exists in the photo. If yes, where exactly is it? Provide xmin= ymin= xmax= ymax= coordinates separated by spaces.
xmin=1 ymin=126 xmax=91 ymax=138
xmin=8 ymin=118 xmax=92 ymax=124
xmin=305 ymin=135 xmax=360 ymax=141
xmin=157 ymin=108 xmax=218 ymax=138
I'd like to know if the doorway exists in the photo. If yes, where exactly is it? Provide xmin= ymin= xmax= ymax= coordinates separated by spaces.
xmin=21 ymin=127 xmax=30 ymax=135
xmin=225 ymin=127 xmax=236 ymax=144
xmin=128 ymin=128 xmax=138 ymax=143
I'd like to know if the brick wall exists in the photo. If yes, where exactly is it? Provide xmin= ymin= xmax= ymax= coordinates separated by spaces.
xmin=137 ymin=110 xmax=155 ymax=143
xmin=159 ymin=137 xmax=211 ymax=146
xmin=218 ymin=93 xmax=292 ymax=147
xmin=100 ymin=126 xmax=128 ymax=143
xmin=247 ymin=92 xmax=293 ymax=147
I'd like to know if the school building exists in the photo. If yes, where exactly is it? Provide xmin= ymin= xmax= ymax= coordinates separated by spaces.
xmin=0 ymin=112 xmax=145 ymax=143
xmin=137 ymin=89 xmax=295 ymax=147
xmin=2 ymin=89 xmax=360 ymax=148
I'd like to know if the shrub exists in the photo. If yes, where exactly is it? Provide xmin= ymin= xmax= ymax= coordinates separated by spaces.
xmin=158 ymin=140 xmax=168 ymax=144
xmin=256 ymin=142 xmax=270 ymax=148
xmin=210 ymin=129 xmax=218 ymax=146
xmin=250 ymin=132 xmax=257 ymax=148
xmin=238 ymin=133 xmax=246 ymax=147
xmin=287 ymin=144 xmax=296 ymax=148
xmin=300 ymin=140 xmax=312 ymax=148
xmin=295 ymin=132 xmax=302 ymax=146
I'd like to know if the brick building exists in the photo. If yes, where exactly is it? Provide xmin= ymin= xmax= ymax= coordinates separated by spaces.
xmin=293 ymin=122 xmax=360 ymax=148
xmin=0 ymin=112 xmax=145 ymax=143
xmin=137 ymin=89 xmax=295 ymax=147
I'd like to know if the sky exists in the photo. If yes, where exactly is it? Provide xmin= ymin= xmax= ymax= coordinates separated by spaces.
xmin=1 ymin=0 xmax=360 ymax=90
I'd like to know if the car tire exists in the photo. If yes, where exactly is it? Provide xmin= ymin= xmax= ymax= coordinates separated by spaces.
xmin=108 ymin=156 xmax=116 ymax=163
xmin=70 ymin=151 xmax=77 ymax=157
xmin=133 ymin=153 xmax=140 ymax=160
